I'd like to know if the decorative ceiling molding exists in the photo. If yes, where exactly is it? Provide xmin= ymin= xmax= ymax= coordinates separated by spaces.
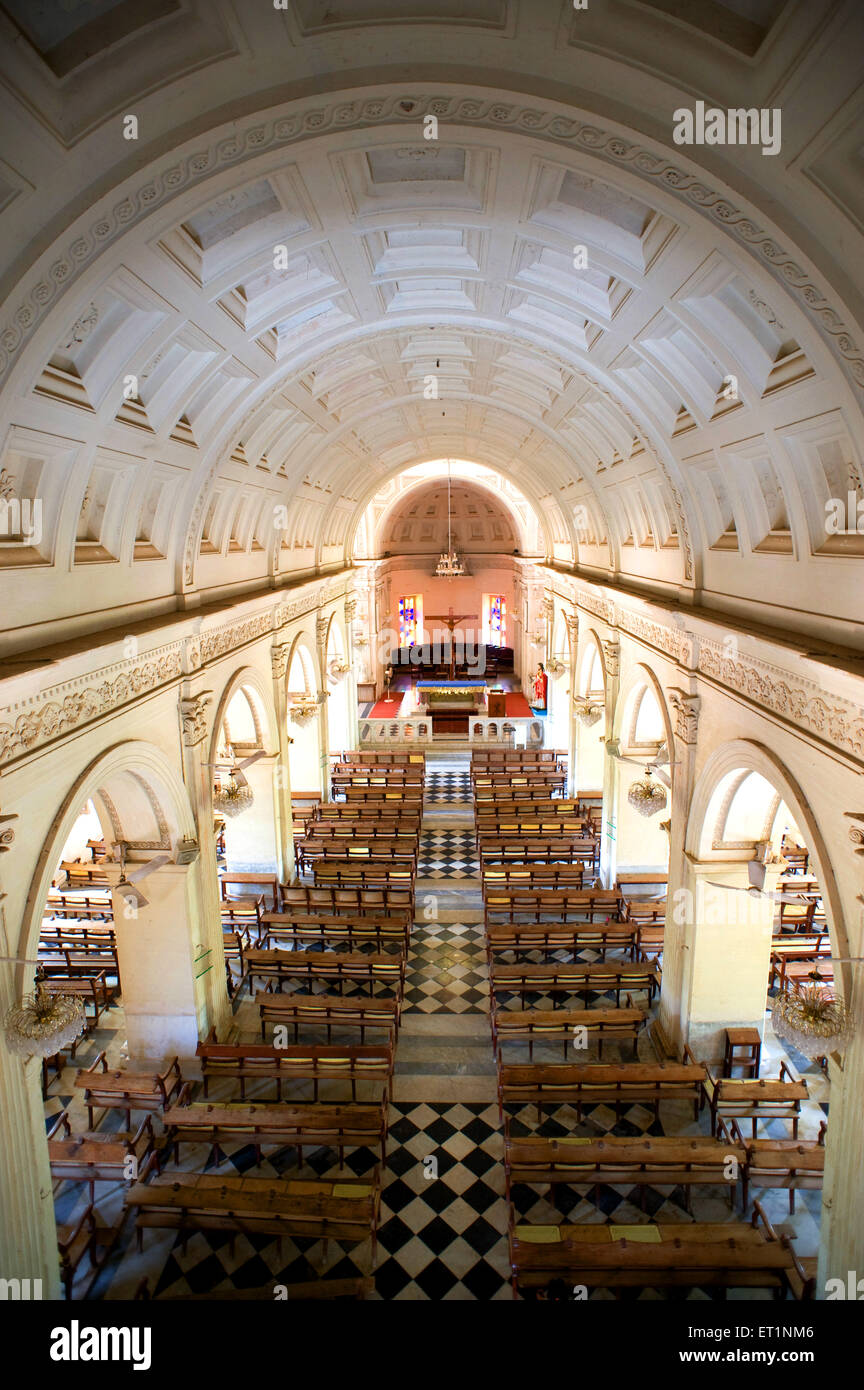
xmin=1 ymin=88 xmax=861 ymax=411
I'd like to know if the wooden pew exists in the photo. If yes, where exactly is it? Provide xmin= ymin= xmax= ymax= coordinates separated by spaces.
xmin=314 ymin=803 xmax=422 ymax=828
xmin=473 ymin=771 xmax=567 ymax=795
xmin=257 ymin=991 xmax=399 ymax=1043
xmin=196 ymin=1034 xmax=394 ymax=1102
xmin=259 ymin=910 xmax=409 ymax=953
xmin=491 ymin=1006 xmax=648 ymax=1060
xmin=300 ymin=838 xmax=418 ymax=873
xmin=163 ymin=1099 xmax=389 ymax=1166
xmin=484 ymin=887 xmax=626 ymax=926
xmin=478 ymin=837 xmax=597 ymax=866
xmin=43 ymin=973 xmax=116 ymax=1035
xmin=486 ymin=921 xmax=638 ymax=963
xmin=703 ymin=1061 xmax=809 ymax=1139
xmin=244 ymin=948 xmax=405 ymax=998
xmin=337 ymin=787 xmax=424 ymax=809
xmin=503 ymin=1130 xmax=745 ymax=1210
xmin=220 ymin=872 xmax=279 ymax=910
xmin=507 ymin=1203 xmax=809 ymax=1299
xmin=74 ymin=1054 xmax=184 ymax=1129
xmin=304 ymin=821 xmax=421 ymax=842
xmin=57 ymin=861 xmax=111 ymax=891
xmin=311 ymin=860 xmax=416 ymax=889
xmin=735 ymin=1121 xmax=827 ymax=1213
xmin=47 ymin=1111 xmax=159 ymax=1202
xmin=472 ymin=748 xmax=566 ymax=765
xmin=128 ymin=1172 xmax=381 ymax=1263
xmin=497 ymin=1060 xmax=705 ymax=1124
xmin=617 ymin=872 xmax=668 ymax=895
xmin=279 ymin=883 xmax=414 ymax=914
xmin=45 ymin=892 xmax=112 ymax=920
xmin=335 ymin=750 xmax=425 ymax=767
xmin=332 ymin=770 xmax=424 ymax=792
xmin=770 ymin=935 xmax=830 ymax=990
xmin=624 ymin=898 xmax=667 ymax=925
xmin=481 ymin=864 xmax=588 ymax=890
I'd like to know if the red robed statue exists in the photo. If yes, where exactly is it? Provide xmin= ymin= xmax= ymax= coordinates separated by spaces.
xmin=532 ymin=663 xmax=548 ymax=711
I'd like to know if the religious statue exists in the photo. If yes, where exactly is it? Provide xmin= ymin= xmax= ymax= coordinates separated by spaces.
xmin=532 ymin=663 xmax=548 ymax=712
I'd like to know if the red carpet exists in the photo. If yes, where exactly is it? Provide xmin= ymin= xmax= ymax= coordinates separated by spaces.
xmin=504 ymin=692 xmax=534 ymax=717
xmin=369 ymin=697 xmax=405 ymax=717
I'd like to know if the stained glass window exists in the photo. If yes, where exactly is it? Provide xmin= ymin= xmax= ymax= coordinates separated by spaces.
xmin=399 ymin=595 xmax=419 ymax=646
xmin=488 ymin=594 xmax=506 ymax=645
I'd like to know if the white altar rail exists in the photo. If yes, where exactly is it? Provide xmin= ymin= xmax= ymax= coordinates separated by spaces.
xmin=358 ymin=715 xmax=544 ymax=745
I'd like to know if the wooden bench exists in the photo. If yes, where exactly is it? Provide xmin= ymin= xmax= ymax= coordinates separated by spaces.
xmin=335 ymin=750 xmax=425 ymax=767
xmin=485 ymin=921 xmax=638 ymax=962
xmin=280 ymin=884 xmax=414 ymax=914
xmin=47 ymin=1111 xmax=159 ymax=1201
xmin=257 ymin=991 xmax=399 ymax=1043
xmin=770 ymin=936 xmax=830 ymax=990
xmin=617 ymin=872 xmax=668 ymax=895
xmin=305 ymin=821 xmax=421 ymax=842
xmin=478 ymin=837 xmax=597 ymax=866
xmin=314 ymin=804 xmax=423 ymax=827
xmin=259 ymin=911 xmax=409 ymax=953
xmin=45 ymin=893 xmax=112 ymax=920
xmin=220 ymin=873 xmax=279 ymax=910
xmin=43 ymin=973 xmax=117 ymax=1034
xmin=491 ymin=960 xmax=658 ymax=1008
xmin=476 ymin=816 xmax=591 ymax=840
xmin=163 ymin=1099 xmax=388 ymax=1166
xmin=507 ymin=1203 xmax=809 ymax=1299
xmin=74 ymin=1054 xmax=184 ymax=1129
xmin=484 ymin=888 xmax=625 ymax=925
xmin=491 ymin=1006 xmax=648 ymax=1059
xmin=498 ymin=1060 xmax=706 ymax=1124
xmin=703 ymin=1061 xmax=809 ymax=1139
xmin=300 ymin=839 xmax=418 ymax=872
xmin=58 ymin=861 xmax=111 ymax=890
xmin=472 ymin=749 xmax=565 ymax=765
xmin=127 ymin=1172 xmax=381 ymax=1263
xmin=244 ymin=948 xmax=405 ymax=998
xmin=312 ymin=860 xmax=416 ymax=888
xmin=625 ymin=898 xmax=667 ymax=925
xmin=734 ymin=1121 xmax=827 ymax=1213
xmin=503 ymin=1131 xmax=746 ymax=1209
xmin=195 ymin=1035 xmax=394 ymax=1102
xmin=481 ymin=864 xmax=591 ymax=890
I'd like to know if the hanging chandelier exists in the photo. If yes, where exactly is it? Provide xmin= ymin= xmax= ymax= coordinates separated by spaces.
xmin=627 ymin=776 xmax=668 ymax=817
xmin=4 ymin=969 xmax=85 ymax=1059
xmin=435 ymin=462 xmax=464 ymax=578
xmin=574 ymin=697 xmax=603 ymax=727
xmin=213 ymin=777 xmax=254 ymax=818
xmin=289 ymin=696 xmax=319 ymax=727
xmin=771 ymin=978 xmax=849 ymax=1059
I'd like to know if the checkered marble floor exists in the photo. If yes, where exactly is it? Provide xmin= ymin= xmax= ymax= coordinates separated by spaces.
xmin=425 ymin=771 xmax=472 ymax=804
xmin=405 ymin=921 xmax=488 ymax=1014
xmin=418 ymin=829 xmax=479 ymax=879
xmin=42 ymin=751 xmax=827 ymax=1300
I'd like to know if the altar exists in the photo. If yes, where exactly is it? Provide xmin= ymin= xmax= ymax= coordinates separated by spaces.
xmin=416 ymin=680 xmax=486 ymax=734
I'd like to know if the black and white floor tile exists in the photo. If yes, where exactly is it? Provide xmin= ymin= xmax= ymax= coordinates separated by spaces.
xmin=418 ymin=830 xmax=479 ymax=878
xmin=425 ymin=771 xmax=472 ymax=804
xmin=405 ymin=923 xmax=488 ymax=1014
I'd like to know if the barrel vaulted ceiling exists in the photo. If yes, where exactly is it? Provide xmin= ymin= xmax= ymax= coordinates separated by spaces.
xmin=0 ymin=0 xmax=862 ymax=656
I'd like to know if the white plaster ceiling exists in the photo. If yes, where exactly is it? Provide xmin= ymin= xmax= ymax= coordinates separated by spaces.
xmin=0 ymin=0 xmax=862 ymax=653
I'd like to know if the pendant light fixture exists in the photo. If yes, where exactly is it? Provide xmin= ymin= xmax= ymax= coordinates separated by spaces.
xmin=435 ymin=461 xmax=464 ymax=578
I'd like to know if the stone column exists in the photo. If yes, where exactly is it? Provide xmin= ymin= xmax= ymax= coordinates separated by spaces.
xmin=563 ymin=611 xmax=579 ymax=793
xmin=0 ymin=824 xmax=61 ymax=1295
xmin=675 ymin=857 xmax=778 ymax=1066
xmin=658 ymin=685 xmax=700 ymax=1054
xmin=271 ymin=642 xmax=296 ymax=883
xmin=315 ymin=614 xmax=332 ymax=801
xmin=110 ymin=857 xmax=210 ymax=1067
xmin=344 ymin=596 xmax=360 ymax=750
xmin=179 ymin=690 xmax=231 ymax=1043
xmin=599 ymin=636 xmax=620 ymax=886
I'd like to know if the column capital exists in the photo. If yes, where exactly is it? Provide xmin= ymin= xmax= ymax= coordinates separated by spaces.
xmin=344 ymin=597 xmax=358 ymax=622
xmin=316 ymin=614 xmax=329 ymax=649
xmin=179 ymin=691 xmax=212 ymax=746
xmin=271 ymin=642 xmax=290 ymax=680
xmin=668 ymin=687 xmax=701 ymax=745
xmin=601 ymin=637 xmax=620 ymax=677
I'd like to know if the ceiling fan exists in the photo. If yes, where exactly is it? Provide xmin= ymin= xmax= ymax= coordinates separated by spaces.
xmin=204 ymin=748 xmax=266 ymax=788
xmin=608 ymin=741 xmax=680 ymax=789
xmin=111 ymin=842 xmax=171 ymax=910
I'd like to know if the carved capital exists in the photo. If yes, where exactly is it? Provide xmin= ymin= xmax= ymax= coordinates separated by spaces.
xmin=845 ymin=813 xmax=864 ymax=856
xmin=271 ymin=643 xmax=290 ymax=680
xmin=180 ymin=692 xmax=212 ymax=747
xmin=0 ymin=812 xmax=17 ymax=851
xmin=542 ymin=597 xmax=555 ymax=621
xmin=668 ymin=687 xmax=701 ymax=745
xmin=601 ymin=638 xmax=620 ymax=678
xmin=563 ymin=611 xmax=579 ymax=644
xmin=315 ymin=615 xmax=329 ymax=649
xmin=344 ymin=598 xmax=358 ymax=622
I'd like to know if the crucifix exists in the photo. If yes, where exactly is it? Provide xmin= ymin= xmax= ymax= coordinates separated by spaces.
xmin=426 ymin=605 xmax=479 ymax=680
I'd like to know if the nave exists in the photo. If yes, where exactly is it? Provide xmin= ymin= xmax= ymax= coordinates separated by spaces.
xmin=39 ymin=749 xmax=829 ymax=1302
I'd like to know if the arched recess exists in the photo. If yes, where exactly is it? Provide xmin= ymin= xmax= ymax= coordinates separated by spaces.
xmin=324 ymin=612 xmax=352 ymax=756
xmin=284 ymin=630 xmax=323 ymax=794
xmin=685 ymin=739 xmax=848 ymax=978
xmin=19 ymin=740 xmax=197 ymax=985
xmin=575 ymin=628 xmax=608 ymax=796
xmin=208 ymin=667 xmax=280 ymax=877
xmin=612 ymin=665 xmax=675 ymax=874
xmin=545 ymin=610 xmax=571 ymax=753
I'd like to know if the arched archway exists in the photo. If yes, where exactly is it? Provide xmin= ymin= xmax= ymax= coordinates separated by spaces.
xmin=284 ymin=632 xmax=324 ymax=795
xmin=208 ymin=668 xmax=282 ymax=879
xmin=611 ymin=666 xmax=674 ymax=879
